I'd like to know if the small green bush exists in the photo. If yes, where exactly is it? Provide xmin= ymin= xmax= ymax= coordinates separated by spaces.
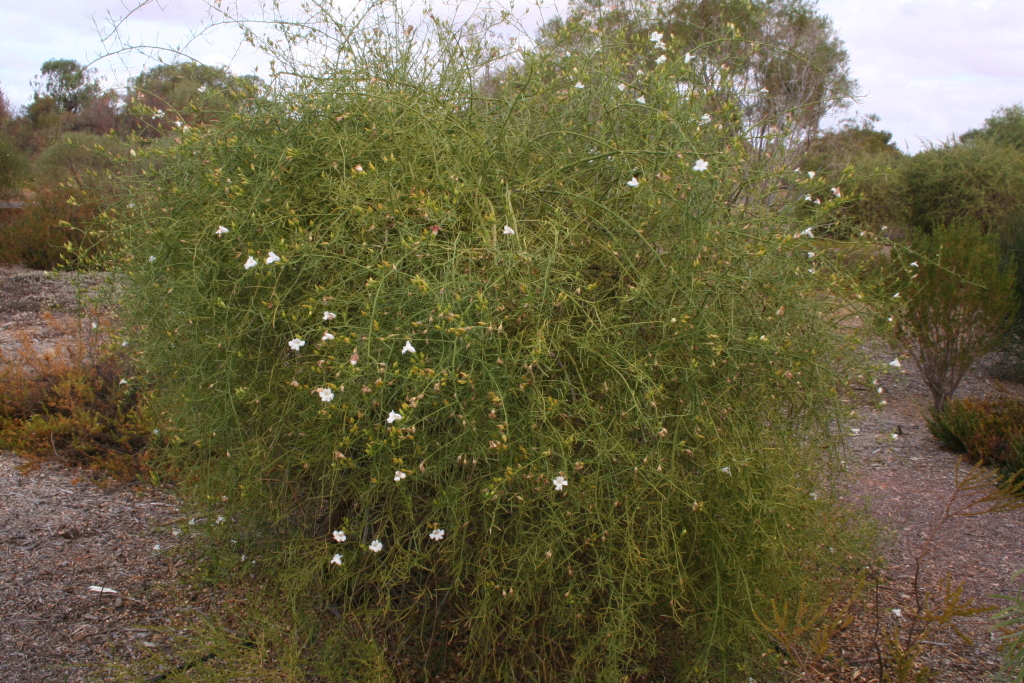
xmin=0 ymin=187 xmax=104 ymax=269
xmin=32 ymin=131 xmax=130 ymax=188
xmin=892 ymin=222 xmax=1018 ymax=411
xmin=105 ymin=3 xmax=868 ymax=680
xmin=926 ymin=397 xmax=1024 ymax=478
xmin=0 ymin=130 xmax=29 ymax=190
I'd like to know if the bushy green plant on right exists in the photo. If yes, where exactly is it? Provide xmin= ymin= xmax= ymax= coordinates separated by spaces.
xmin=927 ymin=397 xmax=1024 ymax=478
xmin=891 ymin=222 xmax=1017 ymax=412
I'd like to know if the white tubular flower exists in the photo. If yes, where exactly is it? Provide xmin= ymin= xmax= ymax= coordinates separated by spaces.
xmin=322 ymin=332 xmax=335 ymax=341
xmin=265 ymin=251 xmax=281 ymax=264
xmin=502 ymin=225 xmax=515 ymax=235
xmin=831 ymin=187 xmax=842 ymax=197
xmin=626 ymin=177 xmax=640 ymax=188
xmin=692 ymin=159 xmax=709 ymax=172
xmin=552 ymin=475 xmax=568 ymax=491
xmin=429 ymin=528 xmax=445 ymax=541
xmin=807 ymin=171 xmax=815 ymax=179
xmin=684 ymin=52 xmax=693 ymax=64
xmin=323 ymin=311 xmax=337 ymax=321
xmin=720 ymin=467 xmax=732 ymax=475
xmin=655 ymin=54 xmax=667 ymax=65
xmin=350 ymin=350 xmax=359 ymax=366
xmin=244 ymin=256 xmax=258 ymax=269
xmin=288 ymin=338 xmax=306 ymax=351
xmin=332 ymin=530 xmax=347 ymax=543
xmin=331 ymin=553 xmax=343 ymax=566
xmin=317 ymin=387 xmax=334 ymax=402
xmin=650 ymin=31 xmax=663 ymax=43
xmin=387 ymin=410 xmax=402 ymax=424
xmin=394 ymin=470 xmax=407 ymax=482
xmin=215 ymin=226 xmax=229 ymax=236
xmin=148 ymin=255 xmax=157 ymax=263
xmin=574 ymin=81 xmax=585 ymax=89
xmin=889 ymin=359 xmax=901 ymax=368
xmin=635 ymin=95 xmax=646 ymax=104
xmin=800 ymin=228 xmax=814 ymax=238
xmin=401 ymin=340 xmax=416 ymax=354
xmin=618 ymin=83 xmax=627 ymax=92
xmin=369 ymin=540 xmax=383 ymax=553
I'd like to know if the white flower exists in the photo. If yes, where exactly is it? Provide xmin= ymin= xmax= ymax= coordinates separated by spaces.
xmin=288 ymin=338 xmax=306 ymax=351
xmin=429 ymin=528 xmax=445 ymax=541
xmin=684 ymin=52 xmax=693 ymax=63
xmin=800 ymin=228 xmax=814 ymax=238
xmin=850 ymin=428 xmax=860 ymax=435
xmin=215 ymin=225 xmax=229 ymax=236
xmin=332 ymin=530 xmax=347 ymax=543
xmin=394 ymin=470 xmax=407 ymax=482
xmin=650 ymin=31 xmax=663 ymax=43
xmin=700 ymin=114 xmax=711 ymax=124
xmin=626 ymin=177 xmax=640 ymax=188
xmin=891 ymin=433 xmax=899 ymax=441
xmin=552 ymin=475 xmax=568 ymax=491
xmin=880 ymin=400 xmax=887 ymax=405
xmin=655 ymin=54 xmax=667 ymax=64
xmin=350 ymin=350 xmax=359 ymax=366
xmin=354 ymin=164 xmax=365 ymax=173
xmin=808 ymin=269 xmax=815 ymax=274
xmin=574 ymin=81 xmax=585 ymax=89
xmin=807 ymin=252 xmax=815 ymax=258
xmin=810 ymin=491 xmax=818 ymax=500
xmin=805 ymin=195 xmax=813 ymax=202
xmin=148 ymin=255 xmax=156 ymax=263
xmin=244 ymin=256 xmax=258 ymax=269
xmin=331 ymin=553 xmax=343 ymax=566
xmin=317 ymin=387 xmax=335 ymax=402
xmin=130 ymin=149 xmax=136 ymax=157
xmin=119 ymin=379 xmax=128 ymax=385
xmin=636 ymin=95 xmax=646 ymax=104
xmin=889 ymin=359 xmax=901 ymax=368
xmin=893 ymin=292 xmax=900 ymax=299
xmin=814 ymin=198 xmax=821 ymax=205
xmin=502 ymin=225 xmax=515 ymax=235
xmin=323 ymin=311 xmax=337 ymax=321
xmin=369 ymin=540 xmax=383 ymax=553
xmin=322 ymin=332 xmax=335 ymax=341
xmin=807 ymin=171 xmax=816 ymax=179
xmin=387 ymin=410 xmax=402 ymax=424
xmin=265 ymin=251 xmax=281 ymax=264
xmin=881 ymin=225 xmax=889 ymax=231
xmin=892 ymin=608 xmax=902 ymax=618
xmin=618 ymin=83 xmax=627 ymax=92
xmin=401 ymin=340 xmax=416 ymax=354
xmin=89 ymin=586 xmax=118 ymax=594
xmin=692 ymin=159 xmax=709 ymax=172
xmin=215 ymin=516 xmax=226 ymax=524
xmin=172 ymin=528 xmax=182 ymax=537
xmin=720 ymin=467 xmax=732 ymax=475
xmin=910 ymin=261 xmax=918 ymax=267
xmin=831 ymin=187 xmax=842 ymax=197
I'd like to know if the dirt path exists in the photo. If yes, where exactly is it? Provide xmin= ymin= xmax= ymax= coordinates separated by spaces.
xmin=0 ymin=454 xmax=185 ymax=682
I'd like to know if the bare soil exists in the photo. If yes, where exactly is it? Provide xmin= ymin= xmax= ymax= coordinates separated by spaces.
xmin=1 ymin=266 xmax=1023 ymax=682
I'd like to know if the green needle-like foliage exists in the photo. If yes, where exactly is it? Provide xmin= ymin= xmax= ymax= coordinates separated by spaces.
xmin=104 ymin=3 xmax=866 ymax=680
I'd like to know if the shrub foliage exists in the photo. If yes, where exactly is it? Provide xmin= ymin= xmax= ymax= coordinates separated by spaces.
xmin=891 ymin=222 xmax=1017 ymax=412
xmin=106 ymin=4 xmax=865 ymax=680
xmin=927 ymin=397 xmax=1024 ymax=479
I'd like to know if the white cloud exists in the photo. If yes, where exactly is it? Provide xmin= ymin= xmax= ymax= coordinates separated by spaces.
xmin=819 ymin=0 xmax=1024 ymax=151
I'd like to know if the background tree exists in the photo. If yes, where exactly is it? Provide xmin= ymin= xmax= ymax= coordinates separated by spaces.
xmin=124 ymin=62 xmax=264 ymax=137
xmin=961 ymin=104 xmax=1024 ymax=152
xmin=536 ymin=0 xmax=856 ymax=174
xmin=31 ymin=59 xmax=101 ymax=115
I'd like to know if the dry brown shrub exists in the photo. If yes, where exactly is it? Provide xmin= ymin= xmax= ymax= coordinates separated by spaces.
xmin=0 ymin=312 xmax=152 ymax=479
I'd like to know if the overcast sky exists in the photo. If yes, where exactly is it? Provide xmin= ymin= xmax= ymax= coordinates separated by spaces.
xmin=2 ymin=0 xmax=1022 ymax=153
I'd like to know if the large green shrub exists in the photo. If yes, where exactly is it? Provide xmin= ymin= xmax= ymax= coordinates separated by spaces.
xmin=32 ymin=131 xmax=130 ymax=188
xmin=903 ymin=139 xmax=1024 ymax=235
xmin=892 ymin=222 xmax=1017 ymax=412
xmin=107 ymin=4 xmax=865 ymax=680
